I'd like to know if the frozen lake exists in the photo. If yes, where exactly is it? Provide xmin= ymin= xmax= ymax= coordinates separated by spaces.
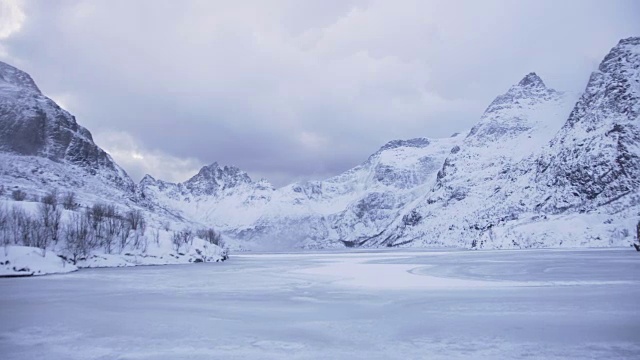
xmin=1 ymin=248 xmax=639 ymax=359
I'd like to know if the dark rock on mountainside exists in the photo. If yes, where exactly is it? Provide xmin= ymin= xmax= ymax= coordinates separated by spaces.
xmin=0 ymin=61 xmax=134 ymax=192
xmin=535 ymin=37 xmax=640 ymax=212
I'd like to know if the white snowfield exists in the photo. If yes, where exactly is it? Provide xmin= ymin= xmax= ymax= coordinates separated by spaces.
xmin=1 ymin=249 xmax=639 ymax=360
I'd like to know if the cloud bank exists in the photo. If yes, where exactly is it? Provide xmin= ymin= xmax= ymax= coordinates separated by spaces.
xmin=1 ymin=0 xmax=639 ymax=186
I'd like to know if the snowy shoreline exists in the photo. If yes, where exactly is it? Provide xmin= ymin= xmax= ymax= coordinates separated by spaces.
xmin=0 ymin=245 xmax=227 ymax=278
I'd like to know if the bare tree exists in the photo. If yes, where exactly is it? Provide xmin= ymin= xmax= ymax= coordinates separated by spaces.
xmin=86 ymin=203 xmax=110 ymax=245
xmin=117 ymin=219 xmax=132 ymax=253
xmin=39 ymin=190 xmax=62 ymax=245
xmin=30 ymin=218 xmax=48 ymax=256
xmin=152 ymin=228 xmax=160 ymax=246
xmin=0 ymin=205 xmax=8 ymax=255
xmin=99 ymin=204 xmax=121 ymax=254
xmin=126 ymin=210 xmax=145 ymax=232
xmin=8 ymin=206 xmax=26 ymax=245
xmin=172 ymin=229 xmax=195 ymax=252
xmin=64 ymin=212 xmax=94 ymax=264
xmin=171 ymin=231 xmax=181 ymax=252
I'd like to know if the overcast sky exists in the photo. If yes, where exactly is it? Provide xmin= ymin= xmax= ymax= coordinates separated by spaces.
xmin=1 ymin=0 xmax=639 ymax=186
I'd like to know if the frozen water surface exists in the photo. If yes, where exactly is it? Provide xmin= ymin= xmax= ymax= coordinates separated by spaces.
xmin=1 ymin=249 xmax=639 ymax=359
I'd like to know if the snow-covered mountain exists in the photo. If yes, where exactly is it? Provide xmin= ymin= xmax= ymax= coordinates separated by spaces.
xmin=378 ymin=37 xmax=640 ymax=249
xmin=1 ymin=36 xmax=638 ymax=255
xmin=139 ymin=136 xmax=462 ymax=249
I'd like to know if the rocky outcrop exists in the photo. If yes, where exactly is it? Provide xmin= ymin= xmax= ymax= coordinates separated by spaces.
xmin=535 ymin=37 xmax=640 ymax=213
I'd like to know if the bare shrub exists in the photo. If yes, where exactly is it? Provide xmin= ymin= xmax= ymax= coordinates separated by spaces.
xmin=172 ymin=229 xmax=194 ymax=252
xmin=62 ymin=192 xmax=80 ymax=210
xmin=11 ymin=189 xmax=27 ymax=201
xmin=196 ymin=228 xmax=224 ymax=247
xmin=41 ymin=189 xmax=58 ymax=207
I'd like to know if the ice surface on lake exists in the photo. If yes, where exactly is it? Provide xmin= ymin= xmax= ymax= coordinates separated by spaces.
xmin=1 ymin=249 xmax=639 ymax=359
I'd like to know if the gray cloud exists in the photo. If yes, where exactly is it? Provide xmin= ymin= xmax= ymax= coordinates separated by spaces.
xmin=1 ymin=0 xmax=639 ymax=186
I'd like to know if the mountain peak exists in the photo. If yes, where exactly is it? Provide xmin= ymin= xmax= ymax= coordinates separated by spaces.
xmin=184 ymin=161 xmax=253 ymax=195
xmin=517 ymin=72 xmax=546 ymax=88
xmin=0 ymin=61 xmax=41 ymax=94
xmin=617 ymin=36 xmax=640 ymax=47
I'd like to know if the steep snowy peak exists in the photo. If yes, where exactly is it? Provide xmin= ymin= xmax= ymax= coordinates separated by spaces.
xmin=517 ymin=72 xmax=546 ymax=88
xmin=184 ymin=162 xmax=256 ymax=196
xmin=535 ymin=36 xmax=640 ymax=212
xmin=433 ymin=72 xmax=574 ymax=193
xmin=0 ymin=61 xmax=134 ymax=192
xmin=374 ymin=72 xmax=577 ymax=248
xmin=466 ymin=72 xmax=565 ymax=148
xmin=0 ymin=61 xmax=41 ymax=93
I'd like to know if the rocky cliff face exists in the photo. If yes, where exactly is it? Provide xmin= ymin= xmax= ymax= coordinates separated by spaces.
xmin=534 ymin=37 xmax=640 ymax=213
xmin=0 ymin=61 xmax=134 ymax=192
